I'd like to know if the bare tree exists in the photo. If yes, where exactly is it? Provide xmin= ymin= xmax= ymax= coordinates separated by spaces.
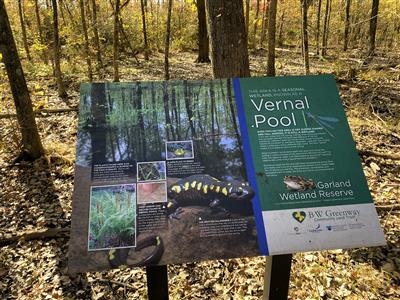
xmin=321 ymin=0 xmax=331 ymax=57
xmin=140 ymin=0 xmax=149 ymax=60
xmin=113 ymin=0 xmax=120 ymax=82
xmin=0 ymin=0 xmax=45 ymax=159
xmin=17 ymin=0 xmax=31 ymax=61
xmin=195 ymin=0 xmax=210 ymax=63
xmin=315 ymin=0 xmax=322 ymax=55
xmin=52 ymin=0 xmax=67 ymax=98
xmin=80 ymin=0 xmax=93 ymax=81
xmin=164 ymin=0 xmax=173 ymax=80
xmin=301 ymin=0 xmax=310 ymax=74
xmin=206 ymin=0 xmax=250 ymax=78
xmin=343 ymin=0 xmax=351 ymax=51
xmin=368 ymin=0 xmax=379 ymax=56
xmin=267 ymin=0 xmax=278 ymax=76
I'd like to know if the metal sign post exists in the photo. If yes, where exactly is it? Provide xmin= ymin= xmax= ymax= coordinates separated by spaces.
xmin=263 ymin=254 xmax=292 ymax=299
xmin=146 ymin=265 xmax=169 ymax=300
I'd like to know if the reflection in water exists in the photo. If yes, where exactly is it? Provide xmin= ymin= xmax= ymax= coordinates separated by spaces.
xmin=76 ymin=80 xmax=246 ymax=181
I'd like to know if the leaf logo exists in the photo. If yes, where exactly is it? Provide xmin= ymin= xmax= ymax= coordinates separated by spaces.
xmin=292 ymin=211 xmax=306 ymax=223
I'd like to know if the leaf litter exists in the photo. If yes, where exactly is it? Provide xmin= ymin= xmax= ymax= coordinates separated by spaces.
xmin=0 ymin=50 xmax=399 ymax=299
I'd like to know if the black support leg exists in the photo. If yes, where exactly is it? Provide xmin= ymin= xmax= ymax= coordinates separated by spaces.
xmin=146 ymin=265 xmax=169 ymax=300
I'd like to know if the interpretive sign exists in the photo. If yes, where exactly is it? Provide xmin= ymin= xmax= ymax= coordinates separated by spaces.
xmin=69 ymin=75 xmax=385 ymax=273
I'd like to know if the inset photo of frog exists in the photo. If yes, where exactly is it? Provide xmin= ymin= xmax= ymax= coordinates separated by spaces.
xmin=283 ymin=175 xmax=316 ymax=191
xmin=165 ymin=140 xmax=194 ymax=160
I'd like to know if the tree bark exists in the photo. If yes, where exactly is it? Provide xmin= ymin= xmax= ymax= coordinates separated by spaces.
xmin=164 ymin=0 xmax=173 ymax=80
xmin=321 ymin=0 xmax=331 ymax=57
xmin=301 ymin=0 xmax=310 ymax=74
xmin=79 ymin=0 xmax=93 ymax=81
xmin=17 ymin=0 xmax=31 ymax=61
xmin=52 ymin=0 xmax=67 ymax=99
xmin=90 ymin=0 xmax=104 ymax=74
xmin=267 ymin=0 xmax=277 ymax=76
xmin=0 ymin=0 xmax=45 ymax=159
xmin=315 ymin=0 xmax=322 ymax=55
xmin=343 ymin=0 xmax=351 ymax=51
xmin=140 ymin=0 xmax=149 ymax=60
xmin=113 ymin=0 xmax=120 ymax=82
xmin=206 ymin=0 xmax=250 ymax=78
xmin=195 ymin=0 xmax=210 ymax=63
xmin=368 ymin=0 xmax=379 ymax=56
xmin=245 ymin=0 xmax=250 ymax=34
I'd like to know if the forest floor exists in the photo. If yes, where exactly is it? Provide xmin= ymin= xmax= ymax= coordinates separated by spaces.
xmin=0 ymin=48 xmax=399 ymax=299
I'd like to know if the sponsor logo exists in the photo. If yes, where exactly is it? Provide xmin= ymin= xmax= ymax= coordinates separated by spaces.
xmin=292 ymin=211 xmax=306 ymax=223
xmin=309 ymin=223 xmax=322 ymax=233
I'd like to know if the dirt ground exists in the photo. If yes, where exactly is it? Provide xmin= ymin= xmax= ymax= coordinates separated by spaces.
xmin=0 ymin=49 xmax=399 ymax=299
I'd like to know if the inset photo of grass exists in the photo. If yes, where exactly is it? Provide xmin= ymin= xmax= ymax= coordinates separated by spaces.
xmin=137 ymin=182 xmax=167 ymax=204
xmin=137 ymin=161 xmax=166 ymax=182
xmin=166 ymin=140 xmax=194 ymax=160
xmin=88 ymin=184 xmax=136 ymax=251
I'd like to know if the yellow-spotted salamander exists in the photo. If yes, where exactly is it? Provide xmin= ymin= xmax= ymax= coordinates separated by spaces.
xmin=167 ymin=174 xmax=255 ymax=216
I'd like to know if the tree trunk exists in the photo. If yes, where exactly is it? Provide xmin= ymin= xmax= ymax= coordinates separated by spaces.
xmin=321 ymin=0 xmax=331 ymax=57
xmin=91 ymin=0 xmax=104 ymax=74
xmin=18 ymin=0 xmax=31 ymax=61
xmin=315 ymin=0 xmax=322 ymax=55
xmin=113 ymin=0 xmax=120 ymax=82
xmin=164 ymin=0 xmax=173 ymax=80
xmin=267 ymin=0 xmax=277 ymax=76
xmin=343 ymin=0 xmax=351 ymax=51
xmin=301 ymin=0 xmax=310 ymax=74
xmin=206 ymin=0 xmax=250 ymax=78
xmin=80 ymin=0 xmax=93 ymax=81
xmin=195 ymin=0 xmax=210 ymax=63
xmin=245 ymin=0 xmax=250 ymax=34
xmin=34 ymin=0 xmax=43 ymax=45
xmin=368 ymin=0 xmax=379 ymax=56
xmin=251 ymin=0 xmax=260 ymax=49
xmin=140 ymin=0 xmax=149 ymax=60
xmin=52 ymin=0 xmax=67 ymax=99
xmin=0 ymin=0 xmax=45 ymax=159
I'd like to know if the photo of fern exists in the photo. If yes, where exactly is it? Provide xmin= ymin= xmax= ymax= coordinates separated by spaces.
xmin=88 ymin=184 xmax=136 ymax=251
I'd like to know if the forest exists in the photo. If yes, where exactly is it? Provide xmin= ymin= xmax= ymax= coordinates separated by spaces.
xmin=0 ymin=0 xmax=399 ymax=299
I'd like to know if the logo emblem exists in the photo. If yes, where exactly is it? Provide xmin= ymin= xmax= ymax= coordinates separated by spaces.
xmin=292 ymin=211 xmax=306 ymax=223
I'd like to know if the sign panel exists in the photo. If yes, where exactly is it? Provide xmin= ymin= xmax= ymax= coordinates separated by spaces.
xmin=234 ymin=75 xmax=385 ymax=254
xmin=69 ymin=76 xmax=385 ymax=273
